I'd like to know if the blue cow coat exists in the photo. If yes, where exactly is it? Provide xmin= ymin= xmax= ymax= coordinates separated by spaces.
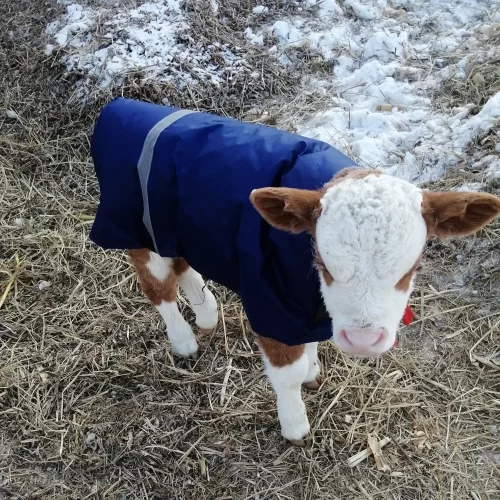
xmin=90 ymin=98 xmax=356 ymax=346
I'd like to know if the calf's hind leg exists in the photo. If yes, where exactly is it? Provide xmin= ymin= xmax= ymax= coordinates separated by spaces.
xmin=129 ymin=249 xmax=198 ymax=359
xmin=176 ymin=264 xmax=218 ymax=334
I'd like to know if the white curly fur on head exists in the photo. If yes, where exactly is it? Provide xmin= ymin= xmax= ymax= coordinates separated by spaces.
xmin=316 ymin=174 xmax=427 ymax=355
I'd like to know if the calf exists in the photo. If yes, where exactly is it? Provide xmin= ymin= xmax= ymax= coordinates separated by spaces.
xmin=91 ymin=98 xmax=500 ymax=445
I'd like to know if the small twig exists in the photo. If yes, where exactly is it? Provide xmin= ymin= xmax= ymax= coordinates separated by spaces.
xmin=313 ymin=385 xmax=345 ymax=433
xmin=471 ymin=354 xmax=500 ymax=371
xmin=177 ymin=433 xmax=205 ymax=465
xmin=0 ymin=254 xmax=25 ymax=309
xmin=367 ymin=434 xmax=391 ymax=472
xmin=469 ymin=317 xmax=500 ymax=362
xmin=347 ymin=436 xmax=392 ymax=468
xmin=220 ymin=357 xmax=233 ymax=405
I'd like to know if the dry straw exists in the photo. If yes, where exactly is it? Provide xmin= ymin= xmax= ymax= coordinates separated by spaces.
xmin=0 ymin=1 xmax=499 ymax=499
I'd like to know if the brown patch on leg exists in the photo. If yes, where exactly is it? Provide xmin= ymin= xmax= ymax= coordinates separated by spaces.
xmin=257 ymin=336 xmax=305 ymax=368
xmin=128 ymin=249 xmax=177 ymax=305
xmin=172 ymin=257 xmax=189 ymax=276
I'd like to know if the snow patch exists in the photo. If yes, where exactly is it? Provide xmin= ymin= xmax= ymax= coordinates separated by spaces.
xmin=245 ymin=27 xmax=264 ymax=46
xmin=46 ymin=1 xmax=254 ymax=93
xmin=453 ymin=93 xmax=500 ymax=148
xmin=46 ymin=3 xmax=93 ymax=47
xmin=267 ymin=0 xmax=500 ymax=185
xmin=344 ymin=0 xmax=382 ymax=20
xmin=272 ymin=20 xmax=302 ymax=45
xmin=38 ymin=280 xmax=52 ymax=291
xmin=252 ymin=5 xmax=269 ymax=15
xmin=307 ymin=0 xmax=343 ymax=16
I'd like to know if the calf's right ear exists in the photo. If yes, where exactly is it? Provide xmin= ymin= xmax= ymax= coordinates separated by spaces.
xmin=250 ymin=187 xmax=322 ymax=234
xmin=422 ymin=191 xmax=500 ymax=239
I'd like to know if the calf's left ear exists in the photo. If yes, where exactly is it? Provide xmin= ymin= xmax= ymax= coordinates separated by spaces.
xmin=422 ymin=191 xmax=500 ymax=239
xmin=250 ymin=187 xmax=322 ymax=234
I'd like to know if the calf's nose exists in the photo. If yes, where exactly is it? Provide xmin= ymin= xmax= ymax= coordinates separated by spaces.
xmin=340 ymin=327 xmax=388 ymax=349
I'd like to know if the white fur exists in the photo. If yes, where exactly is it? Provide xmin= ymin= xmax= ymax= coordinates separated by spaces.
xmin=146 ymin=252 xmax=170 ymax=281
xmin=156 ymin=300 xmax=198 ymax=357
xmin=262 ymin=351 xmax=310 ymax=440
xmin=316 ymin=174 xmax=427 ymax=355
xmin=304 ymin=342 xmax=320 ymax=383
xmin=148 ymin=253 xmax=218 ymax=331
xmin=177 ymin=268 xmax=218 ymax=330
xmin=146 ymin=253 xmax=199 ymax=357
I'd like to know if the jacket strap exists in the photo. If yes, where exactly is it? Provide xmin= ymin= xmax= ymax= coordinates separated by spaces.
xmin=137 ymin=109 xmax=197 ymax=253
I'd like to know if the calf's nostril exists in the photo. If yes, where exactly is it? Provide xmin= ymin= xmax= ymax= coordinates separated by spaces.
xmin=341 ymin=327 xmax=388 ymax=348
xmin=371 ymin=328 xmax=388 ymax=346
xmin=339 ymin=329 xmax=351 ymax=345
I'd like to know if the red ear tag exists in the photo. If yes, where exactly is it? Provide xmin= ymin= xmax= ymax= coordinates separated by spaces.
xmin=402 ymin=305 xmax=414 ymax=326
xmin=395 ymin=306 xmax=414 ymax=347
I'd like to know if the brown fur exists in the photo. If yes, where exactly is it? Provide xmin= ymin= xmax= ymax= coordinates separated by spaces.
xmin=257 ymin=335 xmax=305 ymax=368
xmin=172 ymin=256 xmax=190 ymax=276
xmin=129 ymin=249 xmax=189 ymax=305
xmin=250 ymin=168 xmax=382 ymax=236
xmin=250 ymin=188 xmax=323 ymax=234
xmin=395 ymin=256 xmax=422 ymax=292
xmin=422 ymin=191 xmax=500 ymax=239
xmin=313 ymin=243 xmax=334 ymax=286
xmin=325 ymin=166 xmax=382 ymax=189
xmin=319 ymin=266 xmax=333 ymax=286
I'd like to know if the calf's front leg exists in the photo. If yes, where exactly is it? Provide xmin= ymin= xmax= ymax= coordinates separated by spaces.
xmin=257 ymin=336 xmax=313 ymax=446
xmin=303 ymin=342 xmax=322 ymax=390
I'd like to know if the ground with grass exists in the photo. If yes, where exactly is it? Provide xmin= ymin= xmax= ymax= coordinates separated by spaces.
xmin=1 ymin=1 xmax=499 ymax=499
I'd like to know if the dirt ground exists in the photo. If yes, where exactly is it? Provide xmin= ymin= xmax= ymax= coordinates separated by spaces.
xmin=1 ymin=1 xmax=499 ymax=499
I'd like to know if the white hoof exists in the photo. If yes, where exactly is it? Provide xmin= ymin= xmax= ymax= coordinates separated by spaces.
xmin=281 ymin=418 xmax=311 ymax=443
xmin=169 ymin=324 xmax=198 ymax=359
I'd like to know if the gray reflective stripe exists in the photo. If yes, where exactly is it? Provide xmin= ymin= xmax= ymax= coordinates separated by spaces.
xmin=137 ymin=109 xmax=197 ymax=253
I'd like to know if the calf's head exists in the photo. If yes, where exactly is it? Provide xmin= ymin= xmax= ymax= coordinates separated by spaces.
xmin=251 ymin=169 xmax=500 ymax=357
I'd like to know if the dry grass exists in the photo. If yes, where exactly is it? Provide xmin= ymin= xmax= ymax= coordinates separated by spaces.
xmin=439 ymin=24 xmax=500 ymax=114
xmin=1 ymin=1 xmax=500 ymax=499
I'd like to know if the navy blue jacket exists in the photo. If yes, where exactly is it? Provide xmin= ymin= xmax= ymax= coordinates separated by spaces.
xmin=90 ymin=98 xmax=355 ymax=346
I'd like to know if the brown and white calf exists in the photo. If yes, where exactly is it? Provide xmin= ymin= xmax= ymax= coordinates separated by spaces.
xmin=128 ymin=168 xmax=500 ymax=446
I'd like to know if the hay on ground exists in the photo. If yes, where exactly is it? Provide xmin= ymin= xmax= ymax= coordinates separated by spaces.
xmin=0 ymin=1 xmax=499 ymax=499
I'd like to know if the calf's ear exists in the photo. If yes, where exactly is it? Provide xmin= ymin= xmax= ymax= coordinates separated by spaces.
xmin=422 ymin=191 xmax=500 ymax=239
xmin=250 ymin=188 xmax=322 ymax=234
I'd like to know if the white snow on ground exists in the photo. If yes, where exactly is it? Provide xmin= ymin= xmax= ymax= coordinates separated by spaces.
xmin=46 ymin=0 xmax=254 ymax=91
xmin=46 ymin=0 xmax=500 ymax=185
xmin=266 ymin=0 xmax=500 ymax=183
xmin=252 ymin=5 xmax=269 ymax=15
